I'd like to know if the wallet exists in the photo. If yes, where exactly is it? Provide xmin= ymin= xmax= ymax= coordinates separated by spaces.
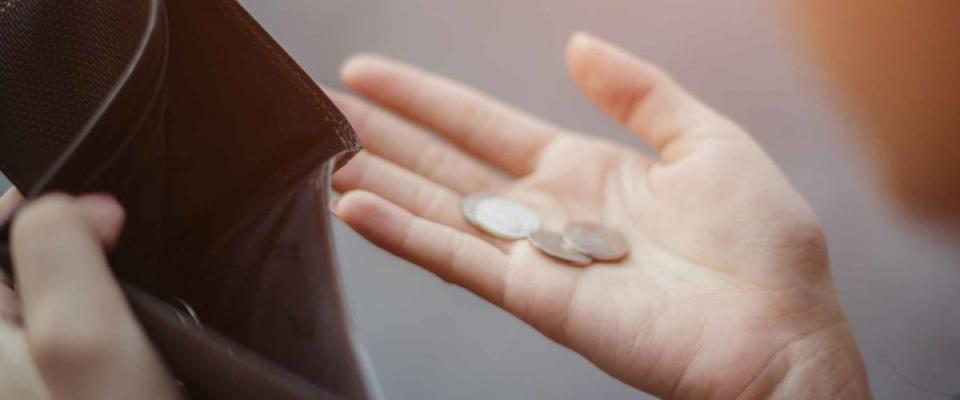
xmin=0 ymin=0 xmax=368 ymax=398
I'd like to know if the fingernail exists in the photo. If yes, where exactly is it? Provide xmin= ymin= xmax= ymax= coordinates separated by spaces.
xmin=340 ymin=55 xmax=366 ymax=81
xmin=568 ymin=31 xmax=605 ymax=50
xmin=77 ymin=193 xmax=119 ymax=205
xmin=77 ymin=193 xmax=124 ymax=222
xmin=340 ymin=53 xmax=386 ymax=82
xmin=329 ymin=193 xmax=342 ymax=215
xmin=569 ymin=31 xmax=598 ymax=49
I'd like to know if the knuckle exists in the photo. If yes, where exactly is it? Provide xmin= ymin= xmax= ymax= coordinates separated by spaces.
xmin=414 ymin=184 xmax=448 ymax=219
xmin=413 ymin=143 xmax=447 ymax=177
xmin=28 ymin=313 xmax=119 ymax=370
xmin=439 ymin=232 xmax=468 ymax=284
xmin=461 ymin=105 xmax=499 ymax=150
xmin=616 ymin=65 xmax=673 ymax=123
xmin=350 ymin=101 xmax=377 ymax=134
xmin=12 ymin=195 xmax=78 ymax=242
xmin=788 ymin=216 xmax=828 ymax=252
xmin=644 ymin=62 xmax=672 ymax=81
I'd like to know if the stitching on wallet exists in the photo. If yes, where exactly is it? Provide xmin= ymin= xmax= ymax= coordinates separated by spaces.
xmin=0 ymin=0 xmax=18 ymax=15
xmin=214 ymin=0 xmax=355 ymax=148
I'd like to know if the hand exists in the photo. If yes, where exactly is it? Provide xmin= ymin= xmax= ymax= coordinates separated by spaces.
xmin=0 ymin=190 xmax=179 ymax=400
xmin=330 ymin=33 xmax=871 ymax=399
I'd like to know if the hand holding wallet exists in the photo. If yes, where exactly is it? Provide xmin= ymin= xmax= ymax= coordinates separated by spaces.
xmin=0 ymin=1 xmax=367 ymax=398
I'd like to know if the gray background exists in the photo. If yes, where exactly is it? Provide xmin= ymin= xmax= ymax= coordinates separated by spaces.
xmin=5 ymin=0 xmax=959 ymax=399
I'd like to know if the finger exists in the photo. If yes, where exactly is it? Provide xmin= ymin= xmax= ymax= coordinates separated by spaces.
xmin=0 ymin=284 xmax=17 ymax=322
xmin=341 ymin=54 xmax=560 ymax=176
xmin=333 ymin=151 xmax=491 ymax=239
xmin=0 ymin=188 xmax=23 ymax=307
xmin=329 ymin=90 xmax=507 ymax=194
xmin=0 ymin=322 xmax=49 ymax=399
xmin=566 ymin=32 xmax=751 ymax=161
xmin=11 ymin=194 xmax=178 ymax=400
xmin=335 ymin=190 xmax=510 ymax=306
xmin=0 ymin=188 xmax=23 ymax=221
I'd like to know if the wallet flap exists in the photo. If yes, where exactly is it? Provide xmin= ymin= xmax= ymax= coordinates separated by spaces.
xmin=147 ymin=1 xmax=367 ymax=398
xmin=0 ymin=0 xmax=162 ymax=194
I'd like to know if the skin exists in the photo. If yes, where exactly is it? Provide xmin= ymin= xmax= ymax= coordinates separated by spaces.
xmin=4 ymin=1 xmax=959 ymax=397
xmin=330 ymin=33 xmax=870 ymax=398
xmin=0 ymin=190 xmax=179 ymax=400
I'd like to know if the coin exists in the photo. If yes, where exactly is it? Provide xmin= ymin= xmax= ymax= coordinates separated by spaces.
xmin=528 ymin=229 xmax=592 ymax=266
xmin=562 ymin=221 xmax=628 ymax=261
xmin=461 ymin=193 xmax=541 ymax=240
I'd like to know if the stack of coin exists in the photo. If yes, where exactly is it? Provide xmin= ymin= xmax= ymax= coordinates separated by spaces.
xmin=461 ymin=193 xmax=628 ymax=266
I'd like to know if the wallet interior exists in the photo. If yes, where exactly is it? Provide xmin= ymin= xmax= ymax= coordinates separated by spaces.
xmin=0 ymin=0 xmax=367 ymax=398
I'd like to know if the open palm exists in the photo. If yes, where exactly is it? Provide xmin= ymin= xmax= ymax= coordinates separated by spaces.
xmin=331 ymin=34 xmax=868 ymax=399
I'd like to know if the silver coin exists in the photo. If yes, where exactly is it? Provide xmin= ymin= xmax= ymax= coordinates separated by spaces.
xmin=460 ymin=193 xmax=491 ymax=224
xmin=562 ymin=221 xmax=629 ymax=261
xmin=528 ymin=230 xmax=592 ymax=266
xmin=461 ymin=193 xmax=541 ymax=240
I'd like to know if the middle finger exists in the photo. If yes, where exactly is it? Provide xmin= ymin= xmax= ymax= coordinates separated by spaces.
xmin=333 ymin=151 xmax=492 ymax=241
xmin=329 ymin=90 xmax=508 ymax=195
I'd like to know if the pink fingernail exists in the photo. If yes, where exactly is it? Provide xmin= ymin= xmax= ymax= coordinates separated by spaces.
xmin=77 ymin=193 xmax=125 ymax=228
xmin=78 ymin=193 xmax=117 ymax=204
xmin=328 ymin=194 xmax=342 ymax=214
xmin=77 ymin=193 xmax=121 ymax=212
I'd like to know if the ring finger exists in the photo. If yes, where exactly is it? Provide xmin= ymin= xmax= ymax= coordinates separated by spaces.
xmin=333 ymin=151 xmax=505 ymax=247
xmin=329 ymin=90 xmax=508 ymax=195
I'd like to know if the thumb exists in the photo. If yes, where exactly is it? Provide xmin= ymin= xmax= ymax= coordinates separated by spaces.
xmin=565 ymin=32 xmax=747 ymax=159
xmin=12 ymin=194 xmax=179 ymax=399
xmin=74 ymin=194 xmax=126 ymax=247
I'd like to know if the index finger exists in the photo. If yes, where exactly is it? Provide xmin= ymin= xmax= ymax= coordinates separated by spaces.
xmin=0 ymin=188 xmax=23 ymax=221
xmin=341 ymin=54 xmax=561 ymax=177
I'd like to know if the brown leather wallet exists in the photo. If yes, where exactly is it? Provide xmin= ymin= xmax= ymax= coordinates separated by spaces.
xmin=0 ymin=1 xmax=367 ymax=398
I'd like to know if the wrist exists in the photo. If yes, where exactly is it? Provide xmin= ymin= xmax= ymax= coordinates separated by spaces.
xmin=741 ymin=320 xmax=872 ymax=400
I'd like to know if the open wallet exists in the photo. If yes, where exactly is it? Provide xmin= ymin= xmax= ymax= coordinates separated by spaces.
xmin=0 ymin=0 xmax=369 ymax=398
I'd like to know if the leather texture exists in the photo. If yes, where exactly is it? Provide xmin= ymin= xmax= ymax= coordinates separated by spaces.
xmin=0 ymin=1 xmax=366 ymax=398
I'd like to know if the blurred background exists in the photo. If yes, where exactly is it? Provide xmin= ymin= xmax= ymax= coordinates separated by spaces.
xmin=4 ymin=0 xmax=959 ymax=398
